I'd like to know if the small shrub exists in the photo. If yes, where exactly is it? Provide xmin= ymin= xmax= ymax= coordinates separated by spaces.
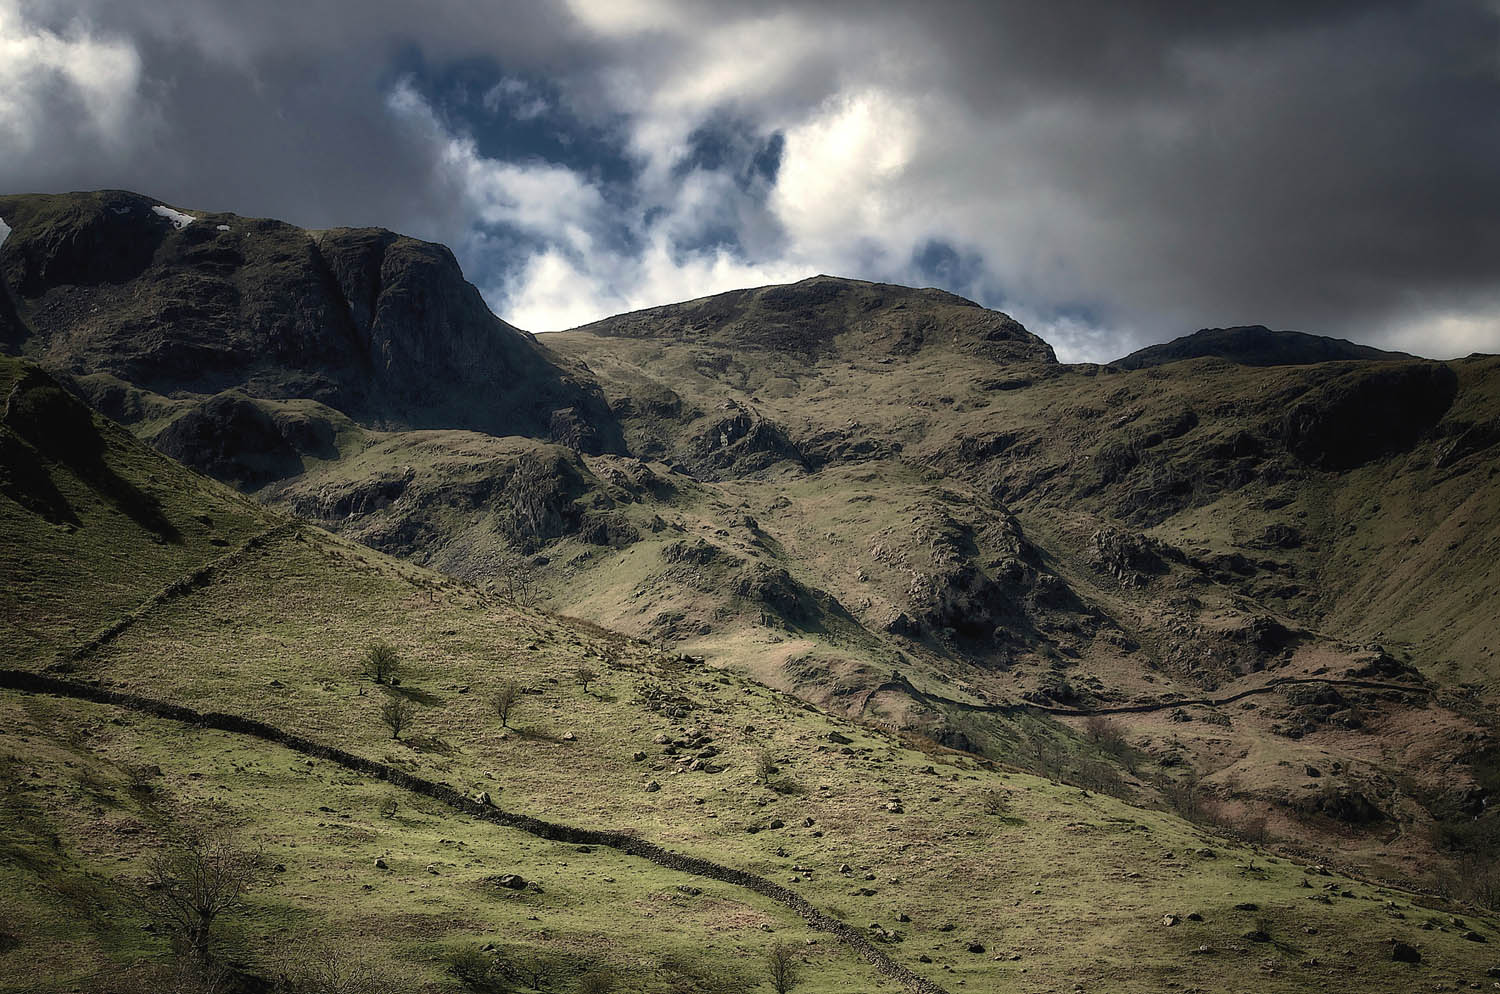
xmin=124 ymin=762 xmax=161 ymax=794
xmin=1071 ymin=757 xmax=1129 ymax=798
xmin=448 ymin=947 xmax=505 ymax=993
xmin=766 ymin=944 xmax=800 ymax=994
xmin=1160 ymin=773 xmax=1206 ymax=822
xmin=377 ymin=796 xmax=398 ymax=820
xmin=1082 ymin=715 xmax=1128 ymax=756
xmin=363 ymin=642 xmax=401 ymax=685
xmin=754 ymin=748 xmax=778 ymax=784
xmin=576 ymin=970 xmax=615 ymax=994
xmin=1235 ymin=814 xmax=1271 ymax=844
xmin=379 ymin=698 xmax=416 ymax=740
xmin=272 ymin=939 xmax=403 ymax=994
xmin=493 ymin=681 xmax=521 ymax=729
xmin=575 ymin=665 xmax=599 ymax=694
xmin=979 ymin=788 xmax=1011 ymax=816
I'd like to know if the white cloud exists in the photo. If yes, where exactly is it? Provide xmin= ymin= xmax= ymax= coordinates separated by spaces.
xmin=388 ymin=72 xmax=812 ymax=333
xmin=498 ymin=234 xmax=810 ymax=332
xmin=388 ymin=78 xmax=607 ymax=256
xmin=0 ymin=0 xmax=146 ymax=153
xmin=772 ymin=89 xmax=920 ymax=251
xmin=7 ymin=1 xmax=1483 ymax=362
xmin=564 ymin=0 xmax=679 ymax=37
xmin=1378 ymin=306 xmax=1500 ymax=359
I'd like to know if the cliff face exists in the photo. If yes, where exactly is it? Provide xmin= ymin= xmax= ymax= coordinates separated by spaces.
xmin=0 ymin=190 xmax=622 ymax=452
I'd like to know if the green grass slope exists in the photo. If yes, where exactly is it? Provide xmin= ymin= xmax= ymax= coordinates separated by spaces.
xmin=0 ymin=358 xmax=280 ymax=666
xmin=4 ymin=358 xmax=1498 ymax=993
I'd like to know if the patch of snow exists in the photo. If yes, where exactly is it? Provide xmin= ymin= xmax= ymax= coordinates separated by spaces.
xmin=151 ymin=205 xmax=195 ymax=230
xmin=216 ymin=224 xmax=231 ymax=232
xmin=0 ymin=217 xmax=10 ymax=250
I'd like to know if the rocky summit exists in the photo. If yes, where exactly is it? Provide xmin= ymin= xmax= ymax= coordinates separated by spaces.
xmin=2 ymin=191 xmax=1498 ymax=994
xmin=0 ymin=190 xmax=622 ymax=471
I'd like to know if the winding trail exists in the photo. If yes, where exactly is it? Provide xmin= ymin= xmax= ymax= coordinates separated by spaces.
xmin=879 ymin=671 xmax=1430 ymax=718
xmin=0 ymin=668 xmax=950 ymax=994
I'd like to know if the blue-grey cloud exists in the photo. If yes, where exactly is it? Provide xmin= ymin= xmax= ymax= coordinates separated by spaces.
xmin=1 ymin=0 xmax=1496 ymax=360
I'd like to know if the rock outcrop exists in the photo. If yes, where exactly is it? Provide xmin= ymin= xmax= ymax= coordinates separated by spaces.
xmin=0 ymin=190 xmax=622 ymax=454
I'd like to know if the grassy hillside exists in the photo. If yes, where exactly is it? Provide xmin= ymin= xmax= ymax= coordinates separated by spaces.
xmin=0 ymin=359 xmax=280 ymax=666
xmin=3 ymin=357 xmax=1498 ymax=993
xmin=110 ymin=270 xmax=1493 ymax=889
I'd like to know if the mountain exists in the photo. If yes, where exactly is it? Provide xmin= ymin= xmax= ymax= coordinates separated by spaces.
xmin=4 ymin=191 xmax=1500 ymax=993
xmin=5 ymin=349 xmax=1499 ymax=994
xmin=573 ymin=274 xmax=1058 ymax=364
xmin=0 ymin=190 xmax=623 ymax=475
xmin=1114 ymin=324 xmax=1414 ymax=369
xmin=544 ymin=282 xmax=1500 ymax=882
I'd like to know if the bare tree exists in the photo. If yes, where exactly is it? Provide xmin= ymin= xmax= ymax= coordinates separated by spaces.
xmin=494 ymin=680 xmax=522 ymax=729
xmin=1082 ymin=715 xmax=1128 ymax=756
xmin=575 ymin=665 xmax=599 ymax=694
xmin=496 ymin=549 xmax=537 ymax=606
xmin=754 ymin=748 xmax=779 ymax=785
xmin=171 ymin=958 xmax=237 ymax=994
xmin=767 ymin=944 xmax=800 ymax=994
xmin=363 ymin=641 xmax=401 ymax=685
xmin=142 ymin=825 xmax=270 ymax=966
xmin=273 ymin=940 xmax=404 ymax=994
xmin=380 ymin=698 xmax=416 ymax=740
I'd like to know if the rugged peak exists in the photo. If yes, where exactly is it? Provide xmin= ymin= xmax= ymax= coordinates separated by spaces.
xmin=0 ymin=190 xmax=622 ymax=453
xmin=1114 ymin=324 xmax=1412 ymax=370
xmin=566 ymin=274 xmax=1058 ymax=365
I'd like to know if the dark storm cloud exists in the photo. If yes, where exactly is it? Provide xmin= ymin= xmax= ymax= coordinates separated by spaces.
xmin=0 ymin=0 xmax=592 ymax=238
xmin=1 ymin=0 xmax=1496 ymax=358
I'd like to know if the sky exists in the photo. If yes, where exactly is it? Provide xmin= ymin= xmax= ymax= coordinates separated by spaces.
xmin=2 ymin=0 xmax=1498 ymax=362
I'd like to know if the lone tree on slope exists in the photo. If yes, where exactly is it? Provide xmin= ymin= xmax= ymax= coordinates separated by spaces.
xmin=142 ymin=825 xmax=270 ymax=968
xmin=767 ymin=943 xmax=800 ymax=994
xmin=363 ymin=641 xmax=401 ymax=685
xmin=493 ymin=680 xmax=521 ymax=729
xmin=380 ymin=698 xmax=416 ymax=740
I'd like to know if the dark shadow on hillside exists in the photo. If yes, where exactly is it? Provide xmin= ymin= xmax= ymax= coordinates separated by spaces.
xmin=0 ymin=429 xmax=79 ymax=525
xmin=4 ymin=369 xmax=181 ymax=543
xmin=513 ymin=725 xmax=566 ymax=743
xmin=387 ymin=684 xmax=443 ymax=706
xmin=403 ymin=735 xmax=455 ymax=755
